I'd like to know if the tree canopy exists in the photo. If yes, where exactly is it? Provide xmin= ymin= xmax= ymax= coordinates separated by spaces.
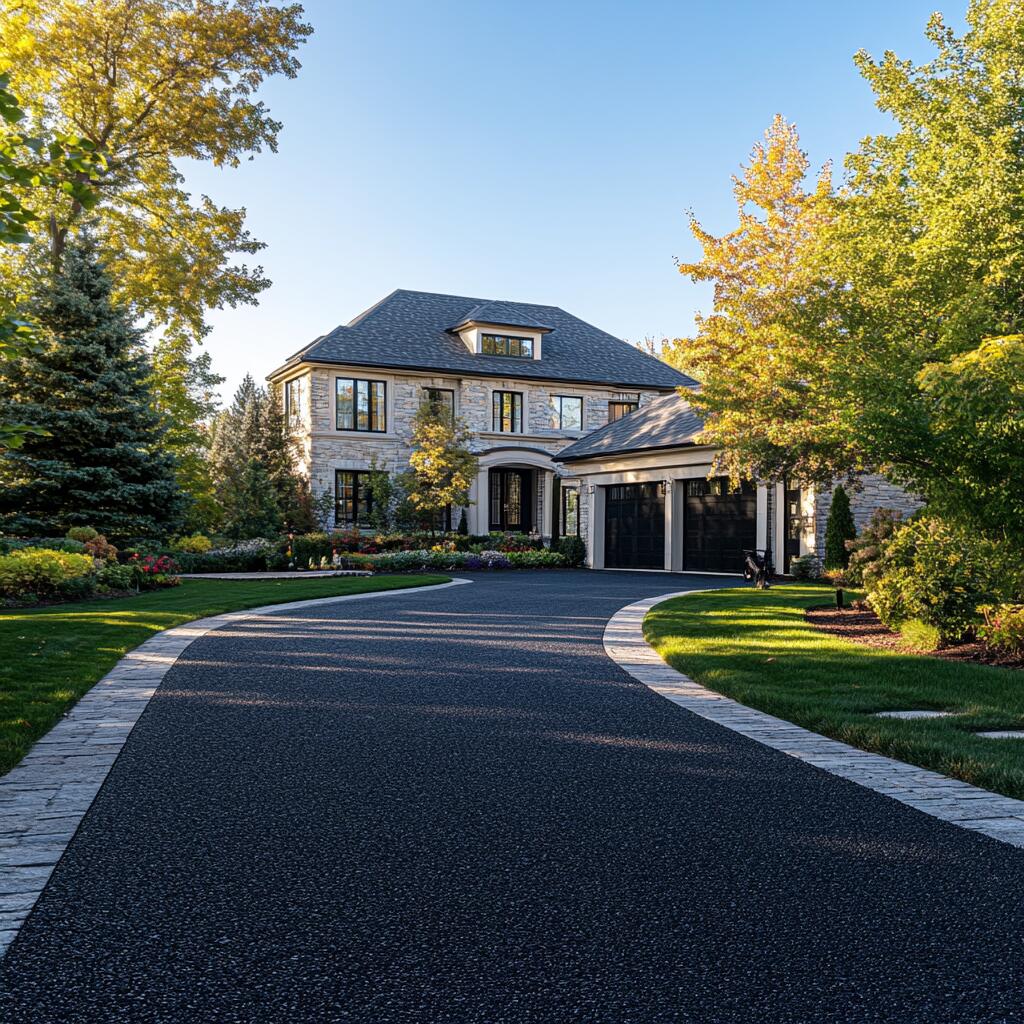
xmin=0 ymin=0 xmax=312 ymax=342
xmin=672 ymin=0 xmax=1024 ymax=543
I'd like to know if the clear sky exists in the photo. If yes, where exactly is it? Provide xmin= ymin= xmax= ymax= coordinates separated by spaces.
xmin=181 ymin=0 xmax=953 ymax=403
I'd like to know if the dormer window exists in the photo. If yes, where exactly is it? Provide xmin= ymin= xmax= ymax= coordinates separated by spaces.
xmin=481 ymin=333 xmax=534 ymax=359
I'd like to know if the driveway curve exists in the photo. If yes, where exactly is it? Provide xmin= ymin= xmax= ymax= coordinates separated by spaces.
xmin=2 ymin=570 xmax=1024 ymax=1024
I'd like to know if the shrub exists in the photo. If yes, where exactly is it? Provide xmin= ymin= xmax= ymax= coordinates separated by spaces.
xmin=846 ymin=508 xmax=902 ymax=587
xmin=128 ymin=553 xmax=180 ymax=590
xmin=979 ymin=605 xmax=1024 ymax=657
xmin=823 ymin=485 xmax=856 ymax=570
xmin=173 ymin=533 xmax=213 ymax=554
xmin=96 ymin=562 xmax=136 ymax=592
xmin=506 ymin=550 xmax=566 ymax=568
xmin=456 ymin=511 xmax=468 ymax=536
xmin=788 ymin=554 xmax=820 ymax=580
xmin=0 ymin=548 xmax=95 ymax=600
xmin=557 ymin=535 xmax=586 ymax=567
xmin=83 ymin=534 xmax=118 ymax=562
xmin=66 ymin=526 xmax=99 ymax=543
xmin=867 ymin=515 xmax=998 ymax=644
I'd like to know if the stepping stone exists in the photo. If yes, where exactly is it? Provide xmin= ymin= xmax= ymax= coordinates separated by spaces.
xmin=873 ymin=710 xmax=952 ymax=720
xmin=977 ymin=730 xmax=1024 ymax=740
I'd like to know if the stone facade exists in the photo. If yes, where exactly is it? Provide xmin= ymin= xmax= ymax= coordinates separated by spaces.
xmin=811 ymin=474 xmax=922 ymax=558
xmin=277 ymin=362 xmax=668 ymax=531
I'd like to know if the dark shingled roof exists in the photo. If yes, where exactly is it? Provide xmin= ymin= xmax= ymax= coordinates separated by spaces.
xmin=554 ymin=391 xmax=704 ymax=461
xmin=274 ymin=289 xmax=694 ymax=390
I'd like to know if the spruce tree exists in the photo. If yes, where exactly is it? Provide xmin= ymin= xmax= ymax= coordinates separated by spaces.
xmin=0 ymin=240 xmax=183 ymax=539
xmin=823 ymin=484 xmax=856 ymax=570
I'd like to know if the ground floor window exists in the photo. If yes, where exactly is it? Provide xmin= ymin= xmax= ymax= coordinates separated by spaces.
xmin=561 ymin=486 xmax=580 ymax=536
xmin=335 ymin=470 xmax=375 ymax=528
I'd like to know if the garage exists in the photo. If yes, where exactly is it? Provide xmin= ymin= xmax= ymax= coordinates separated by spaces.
xmin=682 ymin=477 xmax=756 ymax=573
xmin=604 ymin=482 xmax=665 ymax=569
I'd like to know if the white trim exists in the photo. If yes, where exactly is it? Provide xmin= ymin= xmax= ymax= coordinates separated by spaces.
xmin=0 ymin=579 xmax=473 ymax=957
xmin=604 ymin=591 xmax=1024 ymax=851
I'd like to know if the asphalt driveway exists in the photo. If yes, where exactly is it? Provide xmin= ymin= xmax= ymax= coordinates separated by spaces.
xmin=2 ymin=571 xmax=1024 ymax=1023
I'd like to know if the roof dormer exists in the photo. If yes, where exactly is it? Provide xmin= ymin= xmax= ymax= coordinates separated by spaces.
xmin=449 ymin=301 xmax=553 ymax=361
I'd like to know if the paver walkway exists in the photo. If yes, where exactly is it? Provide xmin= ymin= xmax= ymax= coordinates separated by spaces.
xmin=2 ymin=571 xmax=1024 ymax=1023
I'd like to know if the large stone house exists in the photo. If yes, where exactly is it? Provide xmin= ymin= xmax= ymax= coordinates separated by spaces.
xmin=267 ymin=289 xmax=917 ymax=573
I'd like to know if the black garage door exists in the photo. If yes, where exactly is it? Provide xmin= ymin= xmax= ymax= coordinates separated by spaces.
xmin=683 ymin=478 xmax=756 ymax=573
xmin=604 ymin=483 xmax=665 ymax=569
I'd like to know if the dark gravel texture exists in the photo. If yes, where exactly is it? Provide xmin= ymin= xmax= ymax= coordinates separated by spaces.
xmin=3 ymin=571 xmax=1024 ymax=1023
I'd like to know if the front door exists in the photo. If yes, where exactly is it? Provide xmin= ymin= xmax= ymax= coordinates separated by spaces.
xmin=489 ymin=469 xmax=532 ymax=532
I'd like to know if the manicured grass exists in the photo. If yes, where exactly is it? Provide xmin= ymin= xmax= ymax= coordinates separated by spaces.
xmin=0 ymin=574 xmax=449 ymax=777
xmin=645 ymin=584 xmax=1024 ymax=799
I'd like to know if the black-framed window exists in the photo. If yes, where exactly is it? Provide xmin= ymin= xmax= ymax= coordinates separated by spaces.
xmin=336 ymin=378 xmax=386 ymax=432
xmin=482 ymin=333 xmax=534 ymax=358
xmin=285 ymin=377 xmax=304 ymax=427
xmin=549 ymin=395 xmax=583 ymax=431
xmin=335 ymin=470 xmax=375 ymax=527
xmin=492 ymin=390 xmax=523 ymax=432
xmin=608 ymin=399 xmax=639 ymax=422
xmin=561 ymin=486 xmax=580 ymax=536
xmin=423 ymin=387 xmax=455 ymax=422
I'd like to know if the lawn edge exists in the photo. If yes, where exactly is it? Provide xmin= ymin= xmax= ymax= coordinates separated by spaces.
xmin=0 ymin=577 xmax=470 ymax=957
xmin=604 ymin=588 xmax=1024 ymax=852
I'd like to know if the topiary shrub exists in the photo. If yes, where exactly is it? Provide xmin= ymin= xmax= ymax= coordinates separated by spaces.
xmin=823 ymin=485 xmax=856 ymax=570
xmin=556 ymin=535 xmax=586 ymax=567
xmin=788 ymin=554 xmax=820 ymax=580
xmin=66 ymin=526 xmax=99 ymax=543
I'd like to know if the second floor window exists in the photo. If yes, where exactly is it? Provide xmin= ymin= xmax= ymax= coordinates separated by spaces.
xmin=492 ymin=390 xmax=523 ymax=433
xmin=337 ymin=378 xmax=386 ymax=432
xmin=608 ymin=398 xmax=639 ymax=422
xmin=423 ymin=387 xmax=455 ymax=422
xmin=284 ymin=377 xmax=304 ymax=427
xmin=549 ymin=395 xmax=583 ymax=431
xmin=482 ymin=333 xmax=534 ymax=358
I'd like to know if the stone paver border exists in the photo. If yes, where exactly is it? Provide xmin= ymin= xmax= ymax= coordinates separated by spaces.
xmin=0 ymin=577 xmax=471 ymax=956
xmin=604 ymin=590 xmax=1024 ymax=851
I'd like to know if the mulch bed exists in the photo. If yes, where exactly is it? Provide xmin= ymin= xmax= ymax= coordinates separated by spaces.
xmin=805 ymin=604 xmax=1024 ymax=670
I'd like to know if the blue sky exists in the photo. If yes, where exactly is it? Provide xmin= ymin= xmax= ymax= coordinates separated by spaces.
xmin=181 ymin=0 xmax=952 ymax=402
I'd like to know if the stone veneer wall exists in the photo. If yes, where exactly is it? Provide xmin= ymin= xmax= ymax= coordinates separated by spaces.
xmin=280 ymin=364 xmax=668 ymax=527
xmin=812 ymin=474 xmax=923 ymax=557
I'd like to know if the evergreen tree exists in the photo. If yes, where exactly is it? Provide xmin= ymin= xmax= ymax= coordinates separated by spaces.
xmin=0 ymin=240 xmax=183 ymax=539
xmin=823 ymin=485 xmax=856 ymax=570
xmin=208 ymin=375 xmax=317 ymax=539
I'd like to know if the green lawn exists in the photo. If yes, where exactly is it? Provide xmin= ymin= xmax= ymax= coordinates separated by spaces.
xmin=645 ymin=584 xmax=1024 ymax=800
xmin=0 ymin=574 xmax=449 ymax=777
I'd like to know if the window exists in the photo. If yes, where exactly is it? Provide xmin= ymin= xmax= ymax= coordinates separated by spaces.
xmin=608 ymin=398 xmax=639 ymax=422
xmin=492 ymin=390 xmax=523 ymax=432
xmin=336 ymin=378 xmax=386 ymax=432
xmin=561 ymin=486 xmax=580 ymax=537
xmin=285 ymin=377 xmax=304 ymax=427
xmin=549 ymin=395 xmax=583 ymax=431
xmin=335 ymin=470 xmax=375 ymax=528
xmin=481 ymin=333 xmax=534 ymax=358
xmin=422 ymin=387 xmax=455 ymax=422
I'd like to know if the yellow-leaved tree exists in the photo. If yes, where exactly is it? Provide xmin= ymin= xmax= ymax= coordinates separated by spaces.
xmin=667 ymin=115 xmax=848 ymax=485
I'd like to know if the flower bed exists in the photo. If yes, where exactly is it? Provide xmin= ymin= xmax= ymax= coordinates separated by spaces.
xmin=0 ymin=532 xmax=180 ymax=607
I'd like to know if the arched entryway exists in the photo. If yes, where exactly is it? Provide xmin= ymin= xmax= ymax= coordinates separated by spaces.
xmin=470 ymin=447 xmax=562 ymax=538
